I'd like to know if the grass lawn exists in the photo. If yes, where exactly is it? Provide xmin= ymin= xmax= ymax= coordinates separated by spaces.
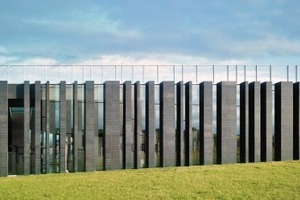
xmin=0 ymin=161 xmax=299 ymax=199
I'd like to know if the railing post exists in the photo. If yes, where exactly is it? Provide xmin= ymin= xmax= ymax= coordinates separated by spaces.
xmin=143 ymin=65 xmax=145 ymax=83
xmin=90 ymin=65 xmax=92 ymax=80
xmin=244 ymin=65 xmax=246 ymax=81
xmin=235 ymin=65 xmax=238 ymax=82
xmin=196 ymin=65 xmax=198 ymax=83
xmin=115 ymin=65 xmax=117 ymax=81
xmin=287 ymin=65 xmax=289 ymax=82
xmin=255 ymin=65 xmax=258 ymax=81
xmin=269 ymin=65 xmax=272 ymax=82
xmin=181 ymin=65 xmax=184 ymax=82
xmin=157 ymin=65 xmax=159 ymax=83
xmin=213 ymin=65 xmax=215 ymax=83
xmin=296 ymin=65 xmax=298 ymax=82
xmin=227 ymin=65 xmax=229 ymax=81
xmin=173 ymin=65 xmax=175 ymax=82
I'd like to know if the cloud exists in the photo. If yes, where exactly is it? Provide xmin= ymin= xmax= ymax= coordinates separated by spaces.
xmin=20 ymin=58 xmax=58 ymax=65
xmin=0 ymin=1 xmax=299 ymax=65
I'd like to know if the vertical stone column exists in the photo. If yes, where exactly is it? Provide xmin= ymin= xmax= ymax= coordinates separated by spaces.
xmin=23 ymin=81 xmax=30 ymax=175
xmin=249 ymin=82 xmax=261 ymax=162
xmin=200 ymin=81 xmax=213 ymax=165
xmin=275 ymin=82 xmax=293 ymax=161
xmin=159 ymin=81 xmax=175 ymax=167
xmin=239 ymin=82 xmax=249 ymax=163
xmin=145 ymin=81 xmax=155 ymax=168
xmin=217 ymin=82 xmax=237 ymax=164
xmin=93 ymin=90 xmax=99 ymax=171
xmin=185 ymin=82 xmax=193 ymax=166
xmin=84 ymin=81 xmax=95 ymax=172
xmin=134 ymin=81 xmax=142 ymax=168
xmin=261 ymin=82 xmax=273 ymax=162
xmin=176 ymin=81 xmax=184 ymax=166
xmin=294 ymin=82 xmax=300 ymax=160
xmin=104 ymin=81 xmax=121 ymax=170
xmin=0 ymin=81 xmax=8 ymax=177
xmin=73 ymin=81 xmax=78 ymax=172
xmin=41 ymin=84 xmax=46 ymax=173
xmin=45 ymin=82 xmax=50 ymax=173
xmin=123 ymin=81 xmax=133 ymax=169
xmin=59 ymin=81 xmax=67 ymax=173
xmin=33 ymin=81 xmax=41 ymax=174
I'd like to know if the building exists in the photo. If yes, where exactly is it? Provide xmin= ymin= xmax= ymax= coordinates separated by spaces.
xmin=0 ymin=65 xmax=299 ymax=176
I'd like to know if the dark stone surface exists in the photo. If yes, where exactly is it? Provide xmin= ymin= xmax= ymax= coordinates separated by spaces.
xmin=293 ymin=82 xmax=300 ymax=160
xmin=23 ymin=81 xmax=30 ymax=175
xmin=134 ymin=81 xmax=141 ymax=168
xmin=261 ymin=82 xmax=273 ymax=162
xmin=84 ymin=81 xmax=95 ymax=171
xmin=249 ymin=82 xmax=261 ymax=162
xmin=123 ymin=81 xmax=133 ymax=169
xmin=240 ymin=82 xmax=249 ymax=163
xmin=0 ymin=81 xmax=8 ymax=177
xmin=160 ymin=81 xmax=176 ymax=167
xmin=275 ymin=82 xmax=293 ymax=161
xmin=145 ymin=81 xmax=155 ymax=168
xmin=217 ymin=82 xmax=237 ymax=164
xmin=184 ymin=82 xmax=193 ymax=166
xmin=200 ymin=81 xmax=213 ymax=165
xmin=176 ymin=81 xmax=184 ymax=166
xmin=104 ymin=81 xmax=121 ymax=170
xmin=59 ymin=81 xmax=67 ymax=173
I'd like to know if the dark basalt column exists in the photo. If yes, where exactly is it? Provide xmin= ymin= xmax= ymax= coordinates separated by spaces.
xmin=217 ymin=82 xmax=237 ymax=164
xmin=275 ymin=82 xmax=293 ymax=161
xmin=200 ymin=81 xmax=213 ymax=165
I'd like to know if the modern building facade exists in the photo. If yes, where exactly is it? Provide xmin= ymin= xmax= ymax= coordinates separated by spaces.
xmin=0 ymin=78 xmax=299 ymax=177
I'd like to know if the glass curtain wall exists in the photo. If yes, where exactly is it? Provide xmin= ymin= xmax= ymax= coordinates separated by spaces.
xmin=77 ymin=84 xmax=85 ymax=172
xmin=66 ymin=85 xmax=74 ymax=172
xmin=48 ymin=84 xmax=60 ymax=173
xmin=192 ymin=84 xmax=200 ymax=165
xmin=154 ymin=84 xmax=160 ymax=166
xmin=140 ymin=84 xmax=146 ymax=168
xmin=95 ymin=84 xmax=104 ymax=171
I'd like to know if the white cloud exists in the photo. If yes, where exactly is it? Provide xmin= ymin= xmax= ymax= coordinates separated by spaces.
xmin=77 ymin=53 xmax=251 ymax=66
xmin=19 ymin=57 xmax=57 ymax=65
xmin=0 ymin=47 xmax=8 ymax=53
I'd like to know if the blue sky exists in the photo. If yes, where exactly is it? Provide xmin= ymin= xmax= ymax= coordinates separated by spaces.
xmin=0 ymin=0 xmax=299 ymax=65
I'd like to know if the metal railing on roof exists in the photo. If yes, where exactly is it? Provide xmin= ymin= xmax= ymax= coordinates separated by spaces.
xmin=0 ymin=65 xmax=298 ymax=84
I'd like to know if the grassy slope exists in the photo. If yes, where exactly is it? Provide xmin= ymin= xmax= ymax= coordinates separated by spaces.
xmin=0 ymin=161 xmax=299 ymax=200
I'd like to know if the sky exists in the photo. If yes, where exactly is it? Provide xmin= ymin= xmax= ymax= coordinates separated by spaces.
xmin=0 ymin=0 xmax=299 ymax=65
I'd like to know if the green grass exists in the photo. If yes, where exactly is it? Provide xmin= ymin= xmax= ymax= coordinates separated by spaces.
xmin=0 ymin=161 xmax=299 ymax=199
